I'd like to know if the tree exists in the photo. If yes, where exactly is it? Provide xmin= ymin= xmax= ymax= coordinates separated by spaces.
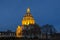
xmin=41 ymin=24 xmax=57 ymax=40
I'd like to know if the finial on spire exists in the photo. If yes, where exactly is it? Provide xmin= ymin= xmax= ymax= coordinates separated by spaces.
xmin=27 ymin=8 xmax=30 ymax=13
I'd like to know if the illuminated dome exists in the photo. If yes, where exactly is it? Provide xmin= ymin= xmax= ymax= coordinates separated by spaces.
xmin=22 ymin=8 xmax=35 ymax=25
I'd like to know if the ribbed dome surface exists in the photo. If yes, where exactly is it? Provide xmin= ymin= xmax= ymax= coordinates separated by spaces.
xmin=22 ymin=8 xmax=35 ymax=25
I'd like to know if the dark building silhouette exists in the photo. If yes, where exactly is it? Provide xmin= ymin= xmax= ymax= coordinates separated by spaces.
xmin=0 ymin=30 xmax=15 ymax=37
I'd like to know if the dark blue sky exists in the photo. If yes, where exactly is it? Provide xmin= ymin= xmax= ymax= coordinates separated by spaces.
xmin=0 ymin=0 xmax=60 ymax=32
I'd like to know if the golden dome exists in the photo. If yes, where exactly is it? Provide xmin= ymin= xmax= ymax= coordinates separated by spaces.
xmin=22 ymin=8 xmax=35 ymax=25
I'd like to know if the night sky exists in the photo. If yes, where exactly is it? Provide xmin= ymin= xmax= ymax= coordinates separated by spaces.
xmin=0 ymin=0 xmax=60 ymax=32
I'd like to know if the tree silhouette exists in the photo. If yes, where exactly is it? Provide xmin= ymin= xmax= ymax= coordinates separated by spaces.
xmin=22 ymin=23 xmax=41 ymax=38
xmin=41 ymin=24 xmax=57 ymax=40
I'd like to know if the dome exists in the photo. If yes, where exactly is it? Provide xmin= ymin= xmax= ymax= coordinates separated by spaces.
xmin=22 ymin=8 xmax=35 ymax=25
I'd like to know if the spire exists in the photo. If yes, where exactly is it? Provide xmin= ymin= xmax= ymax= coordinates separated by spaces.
xmin=27 ymin=8 xmax=30 ymax=13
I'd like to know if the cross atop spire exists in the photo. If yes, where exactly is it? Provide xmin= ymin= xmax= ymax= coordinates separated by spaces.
xmin=27 ymin=8 xmax=30 ymax=13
